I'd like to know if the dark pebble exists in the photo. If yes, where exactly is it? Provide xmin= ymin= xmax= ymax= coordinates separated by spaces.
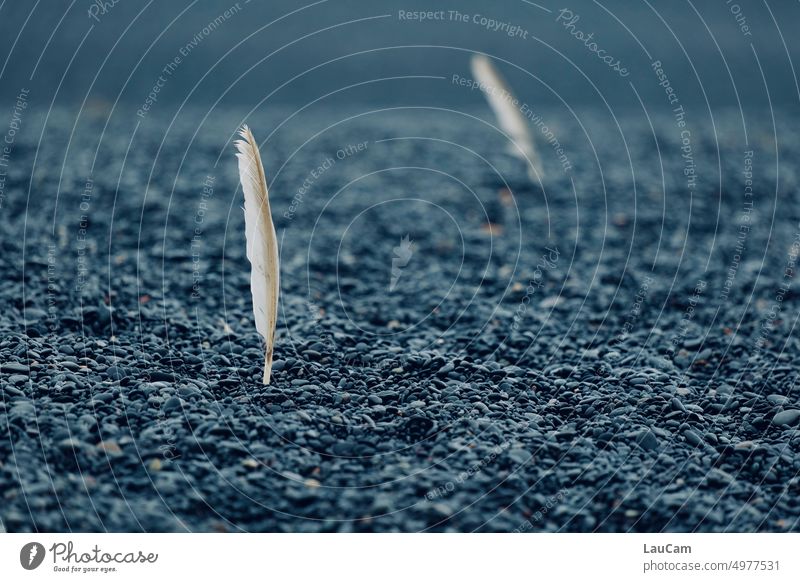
xmin=2 ymin=362 xmax=30 ymax=375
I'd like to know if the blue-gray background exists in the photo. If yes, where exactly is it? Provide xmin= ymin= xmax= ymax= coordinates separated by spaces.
xmin=1 ymin=0 xmax=799 ymax=112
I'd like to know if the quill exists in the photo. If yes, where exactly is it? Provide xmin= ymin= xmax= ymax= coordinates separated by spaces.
xmin=235 ymin=125 xmax=280 ymax=384
xmin=470 ymin=54 xmax=543 ymax=180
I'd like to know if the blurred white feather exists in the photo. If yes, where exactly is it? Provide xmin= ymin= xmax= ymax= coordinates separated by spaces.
xmin=235 ymin=125 xmax=280 ymax=384
xmin=470 ymin=54 xmax=543 ymax=180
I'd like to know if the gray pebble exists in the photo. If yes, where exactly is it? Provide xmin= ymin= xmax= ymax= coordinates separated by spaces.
xmin=773 ymin=410 xmax=800 ymax=426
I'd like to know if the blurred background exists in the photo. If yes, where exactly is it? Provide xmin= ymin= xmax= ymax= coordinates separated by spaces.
xmin=1 ymin=0 xmax=799 ymax=112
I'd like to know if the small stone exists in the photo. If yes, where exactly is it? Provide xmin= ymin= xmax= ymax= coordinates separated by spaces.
xmin=150 ymin=371 xmax=175 ymax=382
xmin=96 ymin=441 xmax=123 ymax=456
xmin=773 ymin=410 xmax=800 ymax=426
xmin=696 ymin=349 xmax=713 ymax=361
xmin=2 ymin=362 xmax=30 ymax=375
xmin=635 ymin=429 xmax=659 ymax=451
xmin=671 ymin=397 xmax=686 ymax=413
xmin=767 ymin=394 xmax=790 ymax=405
xmin=163 ymin=396 xmax=182 ymax=412
xmin=438 ymin=363 xmax=455 ymax=375
xmin=431 ymin=502 xmax=454 ymax=517
xmin=474 ymin=402 xmax=490 ymax=414
xmin=705 ymin=468 xmax=734 ymax=486
xmin=684 ymin=429 xmax=703 ymax=447
xmin=539 ymin=296 xmax=563 ymax=309
xmin=58 ymin=438 xmax=88 ymax=452
xmin=3 ymin=385 xmax=24 ymax=397
xmin=105 ymin=365 xmax=127 ymax=379
xmin=508 ymin=449 xmax=530 ymax=464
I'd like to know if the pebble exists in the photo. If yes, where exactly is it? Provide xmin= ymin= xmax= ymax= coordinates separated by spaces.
xmin=438 ymin=363 xmax=455 ymax=375
xmin=767 ymin=394 xmax=790 ymax=405
xmin=773 ymin=410 xmax=800 ymax=426
xmin=163 ymin=396 xmax=182 ymax=412
xmin=149 ymin=371 xmax=175 ymax=382
xmin=508 ymin=449 xmax=531 ymax=464
xmin=97 ymin=441 xmax=123 ymax=456
xmin=684 ymin=429 xmax=703 ymax=447
xmin=3 ymin=385 xmax=25 ymax=397
xmin=635 ymin=429 xmax=659 ymax=451
xmin=2 ymin=363 xmax=30 ymax=375
xmin=671 ymin=397 xmax=686 ymax=413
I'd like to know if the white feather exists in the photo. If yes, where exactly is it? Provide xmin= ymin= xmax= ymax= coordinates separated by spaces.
xmin=235 ymin=125 xmax=280 ymax=384
xmin=470 ymin=54 xmax=543 ymax=180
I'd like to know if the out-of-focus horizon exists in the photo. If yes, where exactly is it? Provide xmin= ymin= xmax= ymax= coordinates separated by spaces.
xmin=0 ymin=0 xmax=798 ymax=114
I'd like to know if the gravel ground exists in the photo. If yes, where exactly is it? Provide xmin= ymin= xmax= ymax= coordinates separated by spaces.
xmin=1 ymin=106 xmax=799 ymax=532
